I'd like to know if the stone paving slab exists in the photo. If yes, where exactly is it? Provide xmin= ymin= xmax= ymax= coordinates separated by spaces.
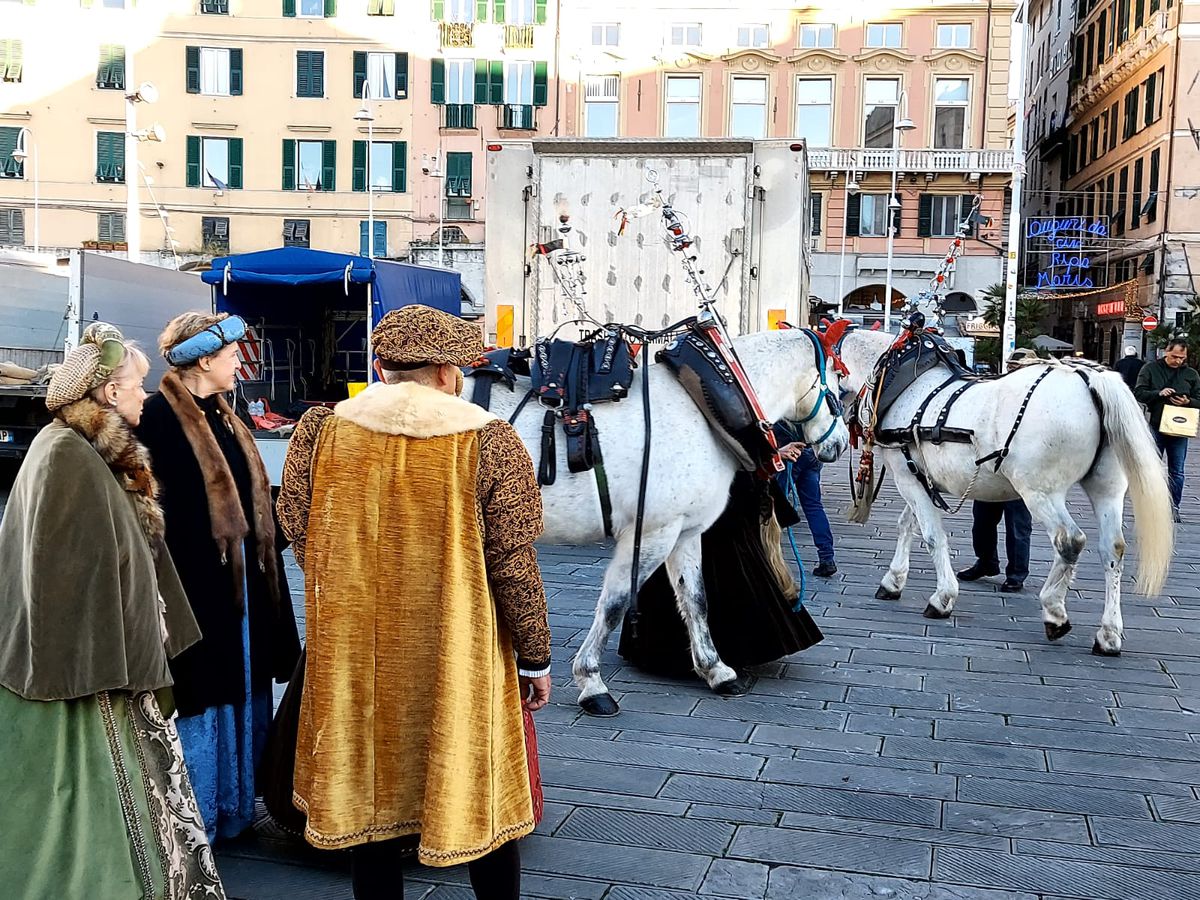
xmin=6 ymin=439 xmax=1199 ymax=899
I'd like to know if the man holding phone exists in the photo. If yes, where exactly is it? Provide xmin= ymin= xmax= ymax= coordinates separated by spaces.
xmin=1135 ymin=339 xmax=1200 ymax=521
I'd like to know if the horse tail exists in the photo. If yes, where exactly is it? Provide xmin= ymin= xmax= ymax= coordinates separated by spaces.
xmin=1087 ymin=371 xmax=1174 ymax=595
xmin=762 ymin=513 xmax=799 ymax=601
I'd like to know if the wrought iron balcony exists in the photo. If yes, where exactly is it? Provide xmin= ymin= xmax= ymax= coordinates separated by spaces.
xmin=806 ymin=147 xmax=1014 ymax=174
xmin=439 ymin=21 xmax=474 ymax=49
xmin=504 ymin=24 xmax=535 ymax=49
xmin=442 ymin=103 xmax=476 ymax=129
xmin=498 ymin=104 xmax=537 ymax=131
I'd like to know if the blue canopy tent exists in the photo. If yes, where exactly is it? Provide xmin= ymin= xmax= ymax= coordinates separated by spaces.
xmin=201 ymin=248 xmax=461 ymax=401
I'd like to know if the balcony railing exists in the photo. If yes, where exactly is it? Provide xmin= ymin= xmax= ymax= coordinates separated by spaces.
xmin=1070 ymin=12 xmax=1168 ymax=110
xmin=442 ymin=103 xmax=476 ymax=129
xmin=439 ymin=21 xmax=474 ymax=49
xmin=498 ymin=104 xmax=537 ymax=131
xmin=807 ymin=147 xmax=1014 ymax=174
xmin=504 ymin=24 xmax=535 ymax=49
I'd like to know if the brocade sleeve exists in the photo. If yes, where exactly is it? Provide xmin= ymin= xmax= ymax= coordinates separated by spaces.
xmin=276 ymin=407 xmax=333 ymax=570
xmin=476 ymin=419 xmax=552 ymax=674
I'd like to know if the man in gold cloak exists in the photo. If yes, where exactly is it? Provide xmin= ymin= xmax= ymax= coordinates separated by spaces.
xmin=277 ymin=305 xmax=551 ymax=900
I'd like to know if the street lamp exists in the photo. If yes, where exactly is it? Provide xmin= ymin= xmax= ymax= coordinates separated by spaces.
xmin=125 ymin=75 xmax=160 ymax=263
xmin=422 ymin=152 xmax=446 ymax=268
xmin=354 ymin=83 xmax=376 ymax=259
xmin=836 ymin=171 xmax=860 ymax=318
xmin=10 ymin=127 xmax=38 ymax=254
xmin=883 ymin=91 xmax=916 ymax=332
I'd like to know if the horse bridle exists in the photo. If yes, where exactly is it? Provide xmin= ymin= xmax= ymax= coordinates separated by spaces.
xmin=794 ymin=329 xmax=845 ymax=445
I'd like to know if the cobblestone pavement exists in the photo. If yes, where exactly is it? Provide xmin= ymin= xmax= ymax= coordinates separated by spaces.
xmin=3 ymin=452 xmax=1199 ymax=899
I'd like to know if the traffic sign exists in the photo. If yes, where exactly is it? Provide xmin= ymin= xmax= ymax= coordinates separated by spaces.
xmin=1142 ymin=315 xmax=1158 ymax=331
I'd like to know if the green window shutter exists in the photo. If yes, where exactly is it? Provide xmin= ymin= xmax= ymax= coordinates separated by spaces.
xmin=98 ymin=214 xmax=111 ymax=243
xmin=917 ymin=194 xmax=933 ymax=237
xmin=114 ymin=133 xmax=125 ymax=182
xmin=229 ymin=48 xmax=243 ymax=95
xmin=96 ymin=45 xmax=109 ymax=87
xmin=352 ymin=140 xmax=366 ymax=192
xmin=81 ymin=0 xmax=93 ymax=6
xmin=395 ymin=52 xmax=408 ymax=99
xmin=312 ymin=52 xmax=324 ymax=97
xmin=360 ymin=220 xmax=369 ymax=256
xmin=375 ymin=221 xmax=386 ymax=256
xmin=959 ymin=195 xmax=975 ymax=235
xmin=186 ymin=46 xmax=200 ymax=93
xmin=488 ymin=60 xmax=503 ymax=105
xmin=447 ymin=151 xmax=472 ymax=195
xmin=283 ymin=0 xmax=295 ymax=15
xmin=810 ymin=193 xmax=822 ymax=236
xmin=431 ymin=0 xmax=443 ymax=19
xmin=493 ymin=0 xmax=504 ymax=21
xmin=382 ymin=0 xmax=394 ymax=12
xmin=228 ymin=138 xmax=243 ymax=189
xmin=324 ymin=0 xmax=336 ymax=16
xmin=282 ymin=139 xmax=296 ymax=190
xmin=532 ymin=60 xmax=547 ymax=106
xmin=535 ymin=0 xmax=546 ymax=24
xmin=186 ymin=135 xmax=202 ymax=187
xmin=431 ymin=57 xmax=445 ymax=104
xmin=95 ymin=133 xmax=105 ymax=180
xmin=321 ymin=140 xmax=336 ymax=191
xmin=112 ymin=46 xmax=125 ymax=90
xmin=392 ymin=141 xmax=407 ymax=192
xmin=353 ymin=51 xmax=366 ymax=98
xmin=845 ymin=192 xmax=861 ymax=236
xmin=474 ymin=59 xmax=488 ymax=104
xmin=890 ymin=197 xmax=901 ymax=235
xmin=476 ymin=0 xmax=487 ymax=20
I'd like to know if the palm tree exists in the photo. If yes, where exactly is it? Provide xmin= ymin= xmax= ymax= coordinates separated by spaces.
xmin=974 ymin=283 xmax=1046 ymax=366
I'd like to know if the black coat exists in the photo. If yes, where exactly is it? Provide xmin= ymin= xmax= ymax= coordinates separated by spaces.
xmin=137 ymin=392 xmax=300 ymax=717
xmin=1114 ymin=355 xmax=1144 ymax=390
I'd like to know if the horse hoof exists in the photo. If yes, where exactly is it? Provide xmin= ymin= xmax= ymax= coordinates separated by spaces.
xmin=714 ymin=675 xmax=754 ymax=696
xmin=579 ymin=693 xmax=621 ymax=717
xmin=922 ymin=604 xmax=952 ymax=620
xmin=875 ymin=586 xmax=902 ymax=601
xmin=1091 ymin=640 xmax=1121 ymax=658
xmin=1044 ymin=621 xmax=1073 ymax=642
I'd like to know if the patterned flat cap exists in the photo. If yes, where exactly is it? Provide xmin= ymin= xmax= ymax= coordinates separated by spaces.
xmin=46 ymin=322 xmax=127 ymax=411
xmin=372 ymin=305 xmax=484 ymax=368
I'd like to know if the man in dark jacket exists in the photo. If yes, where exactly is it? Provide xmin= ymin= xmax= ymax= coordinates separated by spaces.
xmin=1114 ymin=346 xmax=1144 ymax=390
xmin=1134 ymin=339 xmax=1199 ymax=519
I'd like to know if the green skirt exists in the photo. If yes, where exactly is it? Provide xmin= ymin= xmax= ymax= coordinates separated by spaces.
xmin=0 ymin=685 xmax=226 ymax=900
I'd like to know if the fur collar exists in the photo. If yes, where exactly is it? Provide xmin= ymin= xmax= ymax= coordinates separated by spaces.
xmin=335 ymin=382 xmax=497 ymax=438
xmin=159 ymin=370 xmax=282 ymax=613
xmin=56 ymin=397 xmax=166 ymax=553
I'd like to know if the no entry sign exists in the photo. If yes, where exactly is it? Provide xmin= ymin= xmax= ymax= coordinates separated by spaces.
xmin=1142 ymin=315 xmax=1158 ymax=331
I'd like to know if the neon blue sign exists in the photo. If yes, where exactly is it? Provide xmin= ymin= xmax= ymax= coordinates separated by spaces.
xmin=1026 ymin=218 xmax=1107 ymax=290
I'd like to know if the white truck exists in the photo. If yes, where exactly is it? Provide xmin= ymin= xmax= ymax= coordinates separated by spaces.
xmin=483 ymin=138 xmax=813 ymax=346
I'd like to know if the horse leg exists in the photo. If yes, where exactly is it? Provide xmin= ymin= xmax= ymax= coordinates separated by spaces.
xmin=663 ymin=530 xmax=744 ymax=695
xmin=572 ymin=527 xmax=679 ymax=717
xmin=877 ymin=505 xmax=917 ymax=601
xmin=1023 ymin=493 xmax=1086 ymax=642
xmin=891 ymin=476 xmax=958 ymax=618
xmin=1083 ymin=460 xmax=1129 ymax=656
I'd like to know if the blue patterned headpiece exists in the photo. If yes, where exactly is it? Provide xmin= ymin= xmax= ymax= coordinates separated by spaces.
xmin=165 ymin=315 xmax=247 ymax=367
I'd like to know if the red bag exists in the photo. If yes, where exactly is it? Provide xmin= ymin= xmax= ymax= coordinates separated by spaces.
xmin=522 ymin=705 xmax=544 ymax=826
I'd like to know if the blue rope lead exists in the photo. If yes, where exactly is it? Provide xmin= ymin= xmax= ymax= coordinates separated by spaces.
xmin=781 ymin=460 xmax=807 ymax=611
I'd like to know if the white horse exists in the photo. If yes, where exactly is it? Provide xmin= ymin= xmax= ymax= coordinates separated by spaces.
xmin=837 ymin=327 xmax=1174 ymax=655
xmin=484 ymin=329 xmax=850 ymax=715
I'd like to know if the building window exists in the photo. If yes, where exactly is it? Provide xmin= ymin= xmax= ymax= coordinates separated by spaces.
xmin=918 ymin=194 xmax=971 ymax=237
xmin=202 ymin=48 xmax=231 ymax=95
xmin=855 ymin=194 xmax=891 ymax=237
xmin=1145 ymin=147 xmax=1160 ymax=223
xmin=669 ymin=23 xmax=702 ymax=46
xmin=97 ymin=212 xmax=125 ymax=243
xmin=502 ymin=60 xmax=535 ymax=128
xmin=283 ymin=218 xmax=310 ymax=247
xmin=797 ymin=24 xmax=835 ymax=48
xmin=863 ymin=78 xmax=899 ymax=148
xmin=795 ymin=77 xmax=832 ymax=146
xmin=0 ymin=208 xmax=23 ymax=246
xmin=729 ymin=76 xmax=767 ymax=138
xmin=936 ymin=24 xmax=971 ymax=48
xmin=282 ymin=139 xmax=335 ymax=191
xmin=737 ymin=24 xmax=769 ymax=48
xmin=445 ymin=0 xmax=474 ymax=23
xmin=445 ymin=150 xmax=473 ymax=220
xmin=1143 ymin=68 xmax=1163 ymax=128
xmin=584 ymin=74 xmax=619 ymax=138
xmin=186 ymin=136 xmax=243 ymax=189
xmin=1114 ymin=166 xmax=1128 ymax=235
xmin=865 ymin=23 xmax=902 ymax=48
xmin=96 ymin=45 xmax=126 ymax=90
xmin=352 ymin=140 xmax=407 ymax=192
xmin=810 ymin=192 xmax=822 ymax=236
xmin=298 ymin=0 xmax=325 ymax=16
xmin=200 ymin=0 xmax=229 ymax=13
xmin=296 ymin=50 xmax=325 ymax=98
xmin=359 ymin=220 xmax=387 ymax=257
xmin=1131 ymin=156 xmax=1143 ymax=228
xmin=367 ymin=0 xmax=395 ymax=12
xmin=201 ymin=216 xmax=229 ymax=253
xmin=1 ymin=39 xmax=23 ymax=83
xmin=506 ymin=0 xmax=534 ymax=25
xmin=0 ymin=127 xmax=23 ymax=178
xmin=437 ymin=59 xmax=475 ymax=126
xmin=591 ymin=23 xmax=619 ymax=46
xmin=95 ymin=131 xmax=125 ymax=183
xmin=664 ymin=74 xmax=701 ymax=137
xmin=366 ymin=51 xmax=395 ymax=100
xmin=933 ymin=78 xmax=968 ymax=149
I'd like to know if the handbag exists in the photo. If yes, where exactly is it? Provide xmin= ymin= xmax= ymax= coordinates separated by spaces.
xmin=1159 ymin=406 xmax=1199 ymax=438
xmin=523 ymin=704 xmax=544 ymax=827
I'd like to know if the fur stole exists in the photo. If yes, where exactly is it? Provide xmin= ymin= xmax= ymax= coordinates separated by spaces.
xmin=57 ymin=397 xmax=166 ymax=555
xmin=159 ymin=370 xmax=282 ymax=612
xmin=335 ymin=381 xmax=497 ymax=438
